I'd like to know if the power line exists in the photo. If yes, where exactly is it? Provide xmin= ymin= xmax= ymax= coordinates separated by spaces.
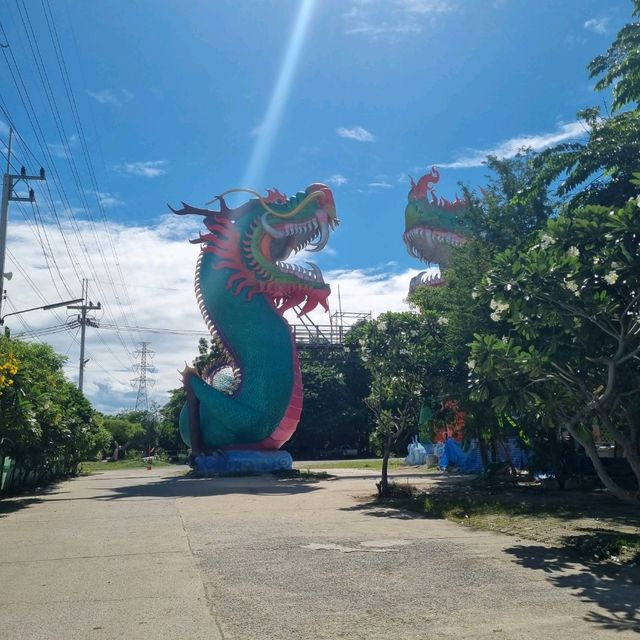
xmin=0 ymin=14 xmax=136 ymax=366
xmin=41 ymin=0 xmax=142 ymax=336
xmin=7 ymin=5 xmax=136 ymax=359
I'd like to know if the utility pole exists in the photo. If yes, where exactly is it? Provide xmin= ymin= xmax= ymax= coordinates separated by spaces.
xmin=1 ymin=128 xmax=46 ymax=320
xmin=132 ymin=342 xmax=155 ymax=411
xmin=68 ymin=279 xmax=101 ymax=393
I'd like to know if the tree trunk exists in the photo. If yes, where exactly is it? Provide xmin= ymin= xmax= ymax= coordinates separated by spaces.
xmin=490 ymin=435 xmax=498 ymax=464
xmin=566 ymin=421 xmax=639 ymax=505
xmin=377 ymin=439 xmax=392 ymax=498
xmin=599 ymin=411 xmax=640 ymax=491
xmin=549 ymin=431 xmax=568 ymax=489
xmin=478 ymin=434 xmax=489 ymax=467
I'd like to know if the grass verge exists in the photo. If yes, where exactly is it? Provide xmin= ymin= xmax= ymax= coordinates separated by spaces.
xmin=382 ymin=483 xmax=640 ymax=565
xmin=80 ymin=459 xmax=172 ymax=474
xmin=294 ymin=458 xmax=423 ymax=471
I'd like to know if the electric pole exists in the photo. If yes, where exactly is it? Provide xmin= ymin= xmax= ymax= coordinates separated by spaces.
xmin=1 ymin=128 xmax=46 ymax=320
xmin=132 ymin=342 xmax=155 ymax=411
xmin=68 ymin=279 xmax=101 ymax=393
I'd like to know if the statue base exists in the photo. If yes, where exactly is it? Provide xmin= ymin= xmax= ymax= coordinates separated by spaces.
xmin=193 ymin=450 xmax=293 ymax=474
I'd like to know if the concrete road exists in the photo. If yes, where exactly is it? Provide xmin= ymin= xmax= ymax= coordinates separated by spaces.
xmin=0 ymin=468 xmax=637 ymax=639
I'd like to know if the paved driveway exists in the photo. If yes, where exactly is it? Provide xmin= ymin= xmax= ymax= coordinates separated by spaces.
xmin=0 ymin=468 xmax=637 ymax=639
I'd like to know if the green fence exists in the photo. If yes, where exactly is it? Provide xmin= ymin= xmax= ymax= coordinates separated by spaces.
xmin=0 ymin=456 xmax=80 ymax=495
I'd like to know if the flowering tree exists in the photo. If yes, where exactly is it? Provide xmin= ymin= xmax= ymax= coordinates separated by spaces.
xmin=470 ymin=195 xmax=640 ymax=503
xmin=0 ymin=336 xmax=110 ymax=469
xmin=348 ymin=311 xmax=448 ymax=496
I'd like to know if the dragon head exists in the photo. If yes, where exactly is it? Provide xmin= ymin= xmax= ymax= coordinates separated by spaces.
xmin=171 ymin=184 xmax=338 ymax=315
xmin=403 ymin=167 xmax=469 ymax=289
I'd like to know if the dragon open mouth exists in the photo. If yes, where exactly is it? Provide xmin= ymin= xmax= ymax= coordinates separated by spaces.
xmin=264 ymin=216 xmax=339 ymax=284
xmin=409 ymin=270 xmax=446 ymax=292
xmin=404 ymin=225 xmax=466 ymax=266
xmin=170 ymin=183 xmax=337 ymax=315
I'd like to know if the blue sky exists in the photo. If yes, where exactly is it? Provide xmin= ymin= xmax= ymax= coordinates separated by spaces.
xmin=0 ymin=0 xmax=632 ymax=412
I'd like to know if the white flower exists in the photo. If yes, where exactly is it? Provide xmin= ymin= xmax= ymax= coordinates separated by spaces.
xmin=377 ymin=321 xmax=387 ymax=331
xmin=604 ymin=271 xmax=619 ymax=285
xmin=563 ymin=279 xmax=578 ymax=293
xmin=489 ymin=298 xmax=509 ymax=314
xmin=539 ymin=233 xmax=556 ymax=249
xmin=490 ymin=311 xmax=502 ymax=322
xmin=566 ymin=246 xmax=579 ymax=258
xmin=471 ymin=289 xmax=478 ymax=299
xmin=467 ymin=359 xmax=476 ymax=370
xmin=437 ymin=316 xmax=449 ymax=326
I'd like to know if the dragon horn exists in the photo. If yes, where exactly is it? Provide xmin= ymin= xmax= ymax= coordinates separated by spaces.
xmin=168 ymin=202 xmax=216 ymax=216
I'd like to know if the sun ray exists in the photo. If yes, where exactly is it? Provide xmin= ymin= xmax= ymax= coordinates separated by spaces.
xmin=241 ymin=0 xmax=316 ymax=188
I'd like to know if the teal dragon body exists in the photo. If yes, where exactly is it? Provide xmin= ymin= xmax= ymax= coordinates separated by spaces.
xmin=172 ymin=185 xmax=337 ymax=453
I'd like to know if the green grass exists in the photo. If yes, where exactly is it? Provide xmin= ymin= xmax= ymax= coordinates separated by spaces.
xmin=294 ymin=458 xmax=413 ymax=471
xmin=382 ymin=488 xmax=640 ymax=565
xmin=80 ymin=458 xmax=172 ymax=474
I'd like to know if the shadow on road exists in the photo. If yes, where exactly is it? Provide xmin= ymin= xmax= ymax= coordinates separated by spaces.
xmin=0 ymin=496 xmax=43 ymax=517
xmin=339 ymin=499 xmax=425 ymax=520
xmin=505 ymin=543 xmax=640 ymax=634
xmin=97 ymin=474 xmax=323 ymax=500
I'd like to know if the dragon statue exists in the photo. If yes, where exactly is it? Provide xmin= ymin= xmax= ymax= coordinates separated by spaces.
xmin=403 ymin=167 xmax=470 ymax=291
xmin=171 ymin=184 xmax=338 ymax=472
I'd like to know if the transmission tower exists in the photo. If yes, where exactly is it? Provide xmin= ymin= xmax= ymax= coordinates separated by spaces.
xmin=132 ymin=342 xmax=155 ymax=411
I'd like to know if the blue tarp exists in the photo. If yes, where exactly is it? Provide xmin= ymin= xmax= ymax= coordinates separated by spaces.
xmin=437 ymin=437 xmax=528 ymax=473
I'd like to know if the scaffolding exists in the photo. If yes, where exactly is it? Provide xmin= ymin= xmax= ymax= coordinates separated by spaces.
xmin=291 ymin=308 xmax=371 ymax=349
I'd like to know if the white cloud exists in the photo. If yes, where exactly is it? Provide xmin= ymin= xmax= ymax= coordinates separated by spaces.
xmin=114 ymin=160 xmax=168 ymax=178
xmin=0 ymin=119 xmax=9 ymax=137
xmin=337 ymin=126 xmax=375 ymax=142
xmin=297 ymin=265 xmax=426 ymax=325
xmin=87 ymin=88 xmax=133 ymax=107
xmin=250 ymin=124 xmax=264 ymax=137
xmin=90 ymin=190 xmax=124 ymax=208
xmin=584 ymin=17 xmax=609 ymax=35
xmin=5 ymin=214 xmax=420 ymax=414
xmin=325 ymin=174 xmax=348 ymax=186
xmin=439 ymin=121 xmax=586 ymax=169
xmin=48 ymin=134 xmax=79 ymax=160
xmin=5 ymin=215 xmax=201 ymax=413
xmin=344 ymin=0 xmax=456 ymax=40
xmin=368 ymin=181 xmax=392 ymax=189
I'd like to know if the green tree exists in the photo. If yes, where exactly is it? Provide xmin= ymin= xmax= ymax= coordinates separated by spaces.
xmin=157 ymin=387 xmax=188 ymax=453
xmin=535 ymin=1 xmax=640 ymax=209
xmin=349 ymin=312 xmax=448 ymax=496
xmin=408 ymin=154 xmax=554 ymax=463
xmin=470 ymin=197 xmax=640 ymax=503
xmin=287 ymin=348 xmax=372 ymax=458
xmin=0 ymin=335 xmax=108 ymax=470
xmin=102 ymin=415 xmax=145 ymax=454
